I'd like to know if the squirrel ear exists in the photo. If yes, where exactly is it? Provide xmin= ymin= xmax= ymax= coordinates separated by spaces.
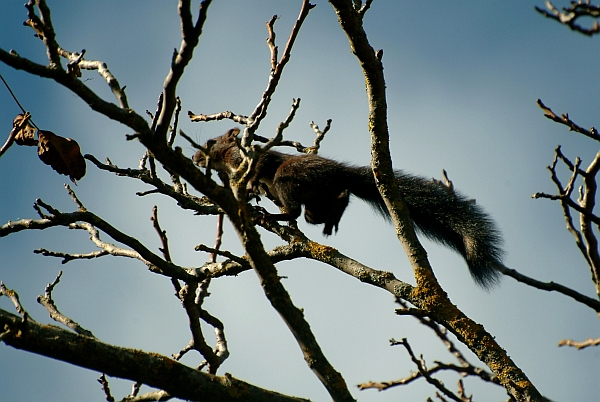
xmin=225 ymin=127 xmax=240 ymax=138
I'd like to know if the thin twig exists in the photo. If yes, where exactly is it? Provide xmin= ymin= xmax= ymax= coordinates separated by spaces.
xmin=37 ymin=271 xmax=95 ymax=337
xmin=34 ymin=248 xmax=109 ymax=264
xmin=496 ymin=265 xmax=600 ymax=312
xmin=0 ymin=73 xmax=36 ymax=124
xmin=196 ymin=213 xmax=229 ymax=370
xmin=0 ymin=283 xmax=29 ymax=322
xmin=85 ymin=154 xmax=222 ymax=216
xmin=168 ymin=97 xmax=182 ymax=147
xmin=394 ymin=338 xmax=466 ymax=402
xmin=537 ymin=99 xmax=600 ymax=142
xmin=98 ymin=374 xmax=115 ymax=402
xmin=558 ymin=337 xmax=600 ymax=350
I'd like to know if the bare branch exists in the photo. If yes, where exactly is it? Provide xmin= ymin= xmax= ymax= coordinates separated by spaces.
xmin=579 ymin=150 xmax=600 ymax=295
xmin=558 ymin=337 xmax=600 ymax=349
xmin=37 ymin=272 xmax=95 ymax=337
xmin=153 ymin=206 xmax=228 ymax=374
xmin=154 ymin=0 xmax=212 ymax=142
xmin=535 ymin=1 xmax=600 ymax=36
xmin=496 ymin=265 xmax=600 ymax=312
xmin=396 ymin=301 xmax=470 ymax=367
xmin=537 ymin=99 xmax=600 ymax=142
xmin=58 ymin=48 xmax=129 ymax=108
xmin=0 ymin=47 xmax=150 ymax=134
xmin=188 ymin=110 xmax=249 ymax=125
xmin=532 ymin=141 xmax=600 ymax=299
xmin=308 ymin=118 xmax=332 ymax=153
xmin=194 ymin=244 xmax=246 ymax=265
xmin=24 ymin=0 xmax=62 ymax=68
xmin=262 ymin=98 xmax=302 ymax=152
xmin=328 ymin=1 xmax=543 ymax=400
xmin=85 ymin=154 xmax=222 ymax=216
xmin=98 ymin=374 xmax=115 ymax=402
xmin=151 ymin=206 xmax=173 ymax=264
xmin=244 ymin=0 xmax=316 ymax=137
xmin=251 ymin=117 xmax=331 ymax=154
xmin=356 ymin=300 xmax=500 ymax=393
xmin=358 ymin=0 xmax=374 ymax=17
xmin=118 ymin=390 xmax=171 ymax=402
xmin=1 ymin=200 xmax=206 ymax=283
xmin=0 ymin=308 xmax=310 ymax=402
xmin=196 ymin=213 xmax=229 ymax=370
xmin=177 ymin=281 xmax=220 ymax=372
xmin=394 ymin=338 xmax=467 ymax=402
xmin=266 ymin=15 xmax=279 ymax=71
xmin=533 ymin=148 xmax=595 ymax=269
xmin=167 ymin=97 xmax=182 ymax=147
xmin=0 ymin=283 xmax=29 ymax=322
xmin=65 ymin=183 xmax=87 ymax=211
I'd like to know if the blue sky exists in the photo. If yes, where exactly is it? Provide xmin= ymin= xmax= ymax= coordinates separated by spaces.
xmin=1 ymin=1 xmax=599 ymax=401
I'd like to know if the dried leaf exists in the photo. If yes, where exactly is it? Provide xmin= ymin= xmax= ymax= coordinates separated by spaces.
xmin=37 ymin=130 xmax=86 ymax=183
xmin=13 ymin=113 xmax=38 ymax=146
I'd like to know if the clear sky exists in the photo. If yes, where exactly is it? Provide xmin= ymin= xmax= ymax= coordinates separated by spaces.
xmin=1 ymin=1 xmax=598 ymax=401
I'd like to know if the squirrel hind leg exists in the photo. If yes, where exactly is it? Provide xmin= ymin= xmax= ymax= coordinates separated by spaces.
xmin=303 ymin=190 xmax=350 ymax=236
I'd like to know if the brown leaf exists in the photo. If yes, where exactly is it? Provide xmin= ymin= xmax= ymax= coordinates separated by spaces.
xmin=13 ymin=113 xmax=38 ymax=146
xmin=37 ymin=130 xmax=86 ymax=183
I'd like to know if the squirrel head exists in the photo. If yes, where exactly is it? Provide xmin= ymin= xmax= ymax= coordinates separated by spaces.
xmin=193 ymin=127 xmax=242 ymax=172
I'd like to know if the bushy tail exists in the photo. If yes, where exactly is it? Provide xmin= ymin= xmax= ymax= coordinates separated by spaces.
xmin=348 ymin=167 xmax=503 ymax=289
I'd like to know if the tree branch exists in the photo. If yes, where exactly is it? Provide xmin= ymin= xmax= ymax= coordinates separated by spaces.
xmin=36 ymin=271 xmax=95 ymax=337
xmin=537 ymin=99 xmax=600 ymax=142
xmin=0 ymin=199 xmax=206 ymax=283
xmin=328 ymin=1 xmax=544 ymax=400
xmin=0 ymin=308 xmax=310 ymax=402
xmin=558 ymin=337 xmax=600 ymax=349
xmin=154 ymin=0 xmax=212 ymax=142
xmin=535 ymin=1 xmax=600 ymax=37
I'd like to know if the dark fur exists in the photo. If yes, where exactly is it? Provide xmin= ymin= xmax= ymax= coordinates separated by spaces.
xmin=194 ymin=129 xmax=504 ymax=288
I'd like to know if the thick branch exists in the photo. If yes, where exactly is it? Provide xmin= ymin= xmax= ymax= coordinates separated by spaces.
xmin=0 ymin=308 xmax=309 ymax=402
xmin=0 ymin=47 xmax=149 ymax=134
xmin=328 ymin=1 xmax=543 ymax=401
xmin=139 ymin=2 xmax=353 ymax=398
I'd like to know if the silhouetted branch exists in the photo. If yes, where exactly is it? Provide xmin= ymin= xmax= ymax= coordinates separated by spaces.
xmin=85 ymin=154 xmax=222 ymax=216
xmin=392 ymin=338 xmax=469 ymax=402
xmin=537 ymin=99 xmax=600 ymax=142
xmin=535 ymin=1 xmax=600 ymax=36
xmin=0 ymin=197 xmax=206 ymax=283
xmin=497 ymin=265 xmax=600 ymax=312
xmin=0 ymin=307 xmax=310 ymax=402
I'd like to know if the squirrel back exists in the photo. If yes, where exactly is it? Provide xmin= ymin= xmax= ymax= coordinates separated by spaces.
xmin=194 ymin=129 xmax=504 ymax=288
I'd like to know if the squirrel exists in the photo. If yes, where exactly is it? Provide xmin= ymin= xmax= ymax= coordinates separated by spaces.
xmin=193 ymin=128 xmax=504 ymax=288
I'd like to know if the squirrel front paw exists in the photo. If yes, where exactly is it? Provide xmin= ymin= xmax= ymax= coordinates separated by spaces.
xmin=251 ymin=205 xmax=269 ymax=225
